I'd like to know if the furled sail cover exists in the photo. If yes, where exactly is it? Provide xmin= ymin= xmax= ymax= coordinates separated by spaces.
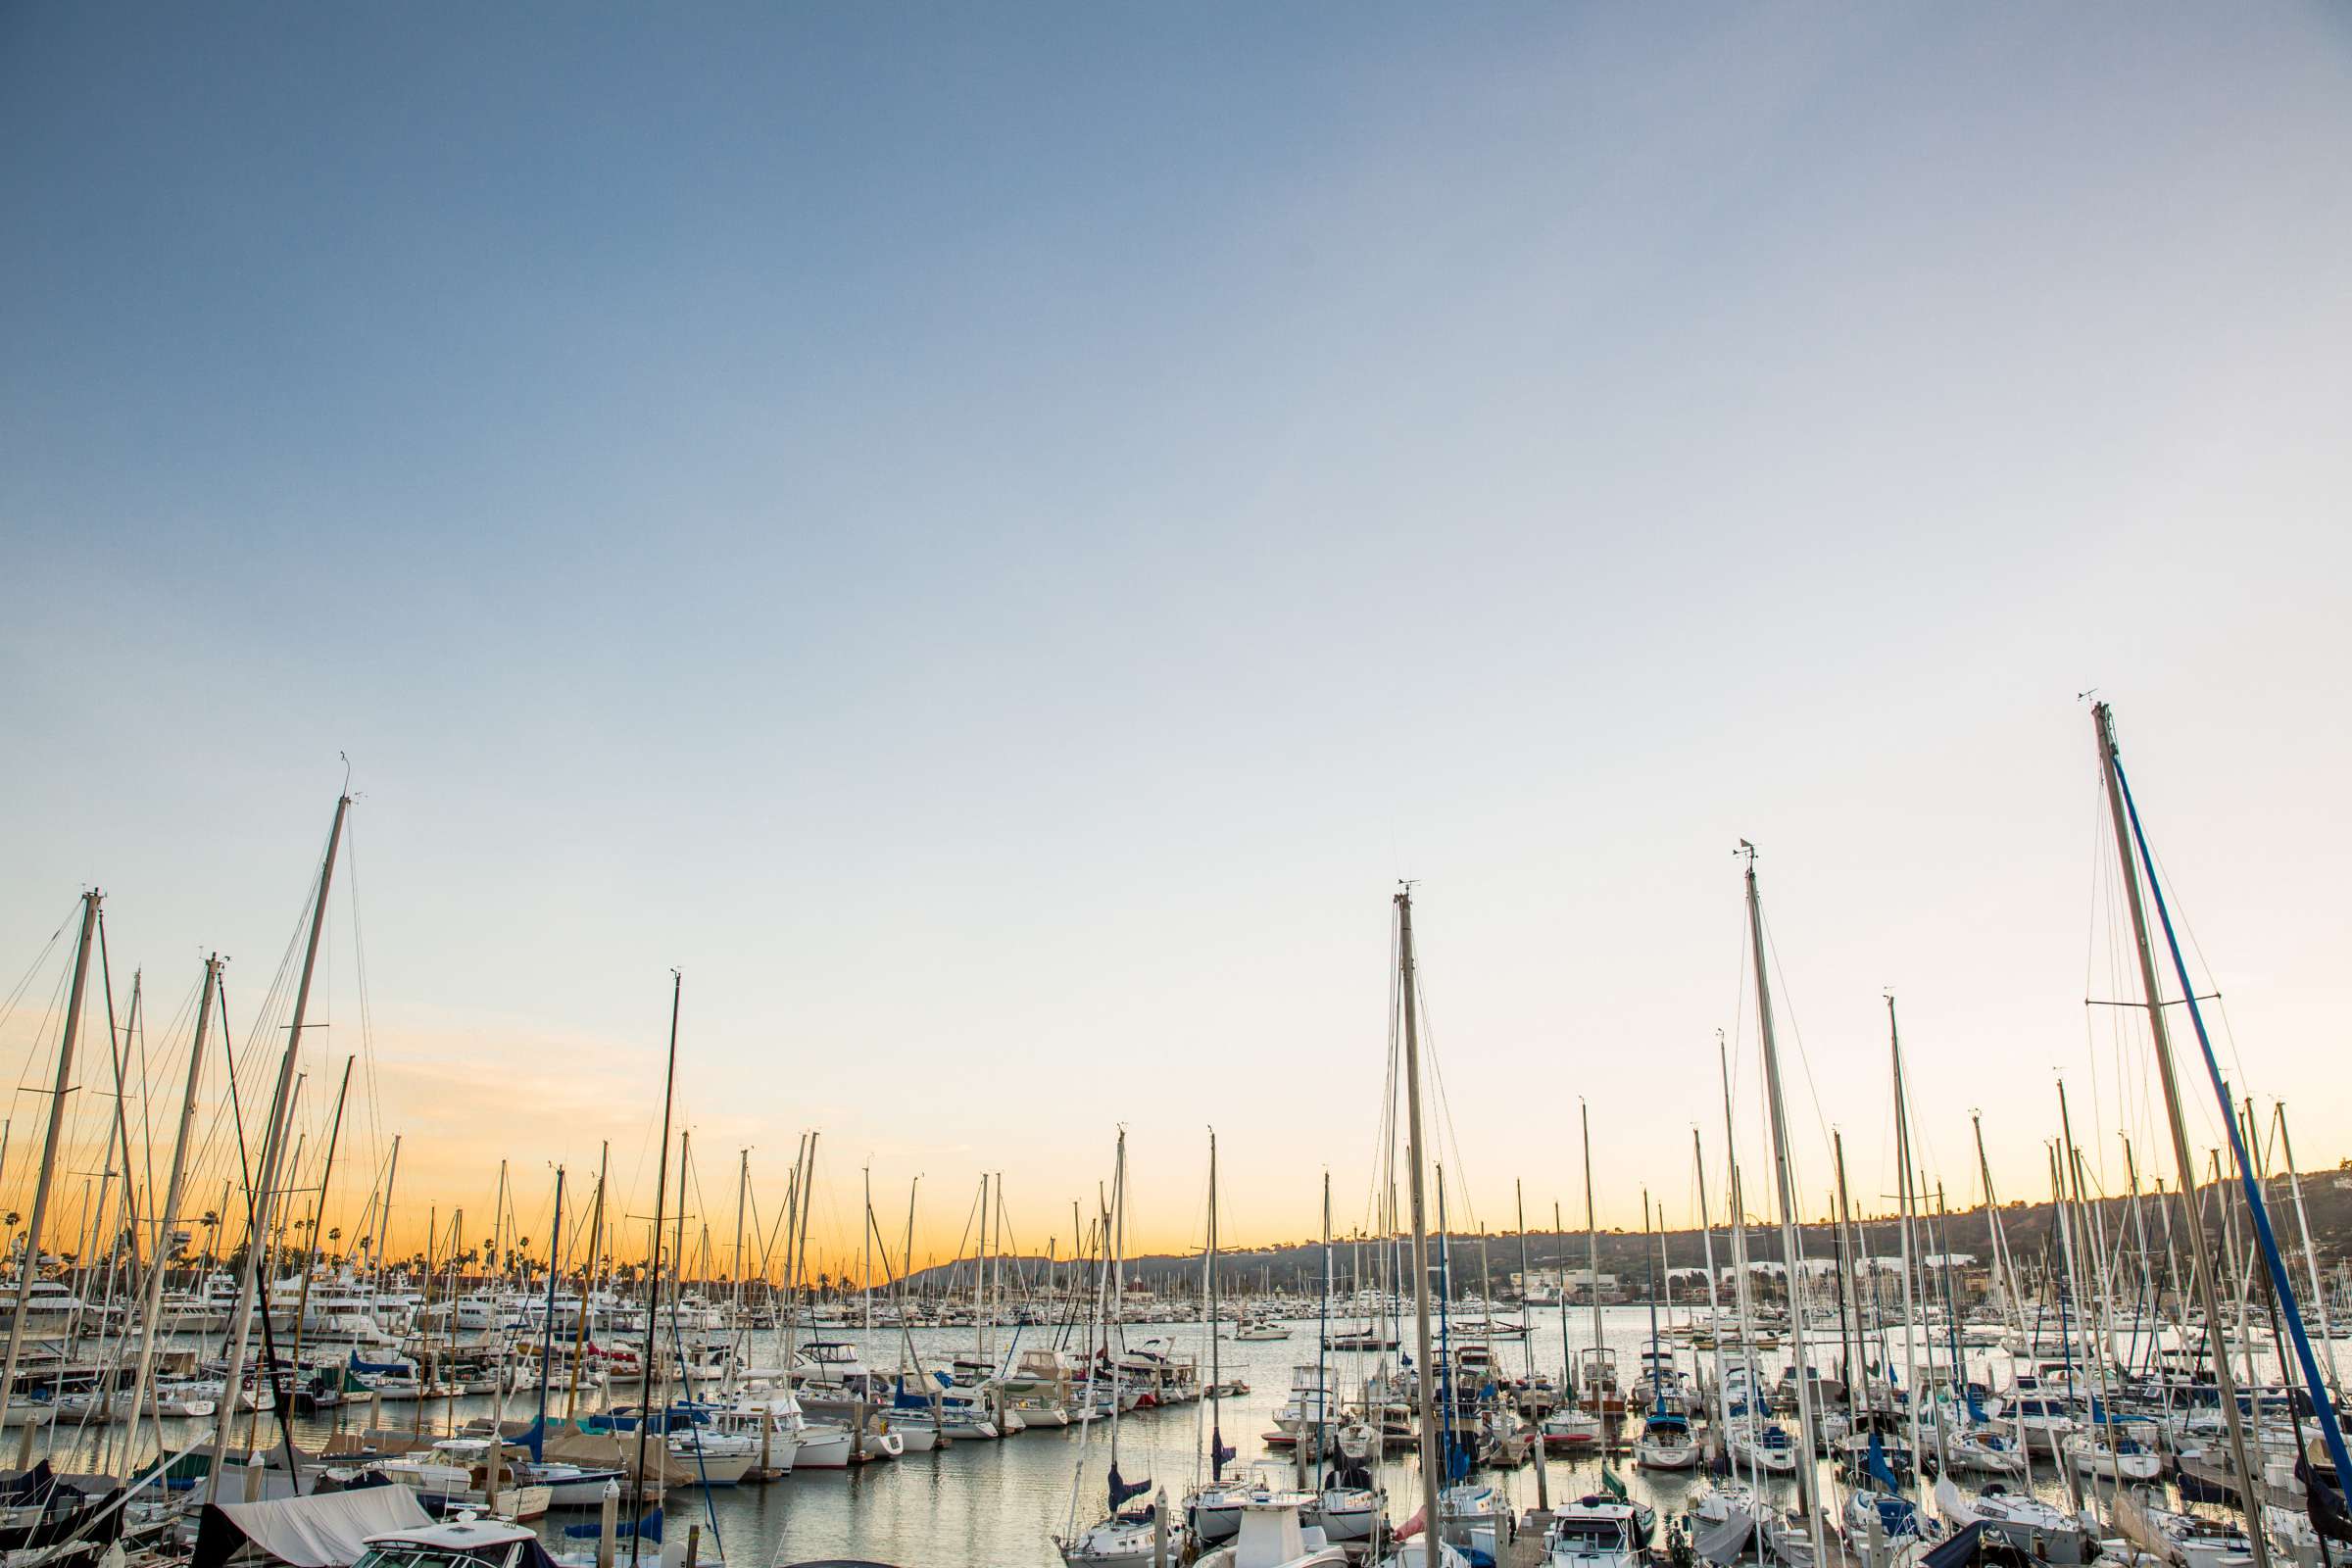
xmin=194 ymin=1485 xmax=435 ymax=1568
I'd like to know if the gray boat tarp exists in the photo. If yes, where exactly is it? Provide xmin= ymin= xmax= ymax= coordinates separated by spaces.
xmin=194 ymin=1484 xmax=434 ymax=1568
xmin=1692 ymin=1513 xmax=1754 ymax=1565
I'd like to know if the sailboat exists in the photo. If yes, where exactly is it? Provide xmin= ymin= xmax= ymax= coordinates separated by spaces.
xmin=1543 ymin=1104 xmax=1605 ymax=1454
xmin=1377 ymin=889 xmax=1473 ymax=1568
xmin=1573 ymin=1104 xmax=1622 ymax=1420
xmin=1057 ymin=1133 xmax=1186 ymax=1567
xmin=1634 ymin=1200 xmax=1699 ymax=1472
xmin=1310 ymin=1172 xmax=1387 ymax=1544
xmin=1736 ymin=845 xmax=1830 ymax=1568
xmin=2082 ymin=703 xmax=2352 ymax=1568
xmin=1187 ymin=1132 xmax=1259 ymax=1546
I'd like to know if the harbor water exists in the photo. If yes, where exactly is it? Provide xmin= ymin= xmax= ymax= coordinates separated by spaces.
xmin=32 ymin=1305 xmax=2313 ymax=1567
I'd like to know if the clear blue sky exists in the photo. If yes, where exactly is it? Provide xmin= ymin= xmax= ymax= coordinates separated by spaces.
xmin=4 ymin=4 xmax=2350 ymax=1264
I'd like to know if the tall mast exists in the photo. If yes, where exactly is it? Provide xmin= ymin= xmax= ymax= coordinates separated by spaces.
xmin=1971 ymin=1112 xmax=2024 ymax=1340
xmin=1583 ymin=1101 xmax=1601 ymax=1393
xmin=371 ymin=1135 xmax=402 ymax=1313
xmin=631 ymin=971 xmax=683 ymax=1567
xmin=1721 ymin=1034 xmax=1763 ymax=1495
xmin=1109 ymin=1140 xmax=1126 ymax=1463
xmin=1887 ymin=995 xmax=1922 ymax=1484
xmin=1320 ymin=1171 xmax=1336 ymax=1499
xmin=0 ymin=890 xmax=101 ymax=1437
xmin=1395 ymin=887 xmax=1444 ymax=1556
xmin=1207 ymin=1130 xmax=1226 ymax=1482
xmin=567 ymin=1142 xmax=608 ymax=1420
xmin=118 ymin=953 xmax=219 ymax=1475
xmin=972 ymin=1174 xmax=989 ymax=1364
xmin=1517 ymin=1179 xmax=1548 ymax=1515
xmin=537 ymin=1166 xmax=564 ymax=1445
xmin=1831 ymin=1130 xmax=1860 ymax=1444
xmin=1642 ymin=1192 xmax=1661 ymax=1415
xmin=2274 ymin=1106 xmax=2342 ymax=1399
xmin=2089 ymin=704 xmax=2274 ymax=1562
xmin=2058 ymin=1080 xmax=2121 ymax=1492
xmin=91 ymin=931 xmax=141 ymax=1301
xmin=287 ymin=1055 xmax=356 ymax=1397
xmin=671 ymin=1131 xmax=688 ymax=1372
xmin=1740 ymin=846 xmax=1826 ymax=1566
xmin=210 ymin=794 xmax=349 ymax=1497
xmin=1692 ymin=1127 xmax=1725 ymax=1447
xmin=1555 ymin=1200 xmax=1571 ymax=1399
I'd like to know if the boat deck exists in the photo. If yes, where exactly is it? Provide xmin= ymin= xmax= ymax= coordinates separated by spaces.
xmin=1497 ymin=1510 xmax=1867 ymax=1568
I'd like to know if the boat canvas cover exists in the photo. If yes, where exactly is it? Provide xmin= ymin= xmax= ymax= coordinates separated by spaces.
xmin=193 ymin=1484 xmax=434 ymax=1568
xmin=1691 ymin=1513 xmax=1752 ymax=1565
xmin=1921 ymin=1522 xmax=1984 ymax=1568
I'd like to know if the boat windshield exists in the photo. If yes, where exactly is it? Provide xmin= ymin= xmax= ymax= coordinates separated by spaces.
xmin=355 ymin=1548 xmax=521 ymax=1568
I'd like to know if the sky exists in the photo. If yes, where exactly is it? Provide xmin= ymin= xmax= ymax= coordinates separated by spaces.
xmin=3 ymin=4 xmax=2350 ymax=1281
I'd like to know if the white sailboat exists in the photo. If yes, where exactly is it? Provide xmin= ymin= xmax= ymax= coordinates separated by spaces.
xmin=1057 ymin=1132 xmax=1184 ymax=1568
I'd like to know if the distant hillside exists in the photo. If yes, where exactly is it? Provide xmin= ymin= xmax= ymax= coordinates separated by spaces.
xmin=880 ymin=1168 xmax=2352 ymax=1301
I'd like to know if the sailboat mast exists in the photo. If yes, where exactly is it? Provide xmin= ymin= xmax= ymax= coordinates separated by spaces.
xmin=537 ymin=1167 xmax=565 ymax=1443
xmin=1515 ymin=1177 xmax=1551 ymax=1509
xmin=1582 ymin=1102 xmax=1600 ymax=1394
xmin=211 ymin=791 xmax=349 ymax=1498
xmin=744 ymin=1153 xmax=756 ymax=1352
xmin=1207 ymin=1130 xmax=1222 ymax=1480
xmin=1741 ymin=848 xmax=1826 ymax=1565
xmin=119 ymin=953 xmax=219 ymax=1476
xmin=1720 ymin=1035 xmax=1763 ymax=1495
xmin=1320 ymin=1171 xmax=1335 ymax=1495
xmin=1972 ymin=1113 xmax=2024 ymax=1341
xmin=1642 ymin=1194 xmax=1660 ymax=1415
xmin=2274 ymin=1106 xmax=2343 ymax=1398
xmin=1831 ymin=1129 xmax=1859 ymax=1441
xmin=2058 ymin=1080 xmax=2121 ymax=1489
xmin=1888 ymin=995 xmax=1923 ymax=1484
xmin=567 ymin=1141 xmax=607 ymax=1420
xmin=630 ymin=971 xmax=683 ymax=1568
xmin=1395 ymin=888 xmax=1445 ymax=1555
xmin=0 ymin=890 xmax=100 ymax=1438
xmin=1692 ymin=1128 xmax=1725 ymax=1439
xmin=2090 ymin=703 xmax=2273 ymax=1565
xmin=1555 ymin=1200 xmax=1571 ymax=1397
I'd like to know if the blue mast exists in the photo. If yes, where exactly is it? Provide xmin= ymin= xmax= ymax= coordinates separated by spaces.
xmin=1317 ymin=1172 xmax=1332 ymax=1485
xmin=2105 ymin=712 xmax=2352 ymax=1490
xmin=1435 ymin=1165 xmax=1462 ymax=1479
xmin=531 ymin=1166 xmax=564 ymax=1462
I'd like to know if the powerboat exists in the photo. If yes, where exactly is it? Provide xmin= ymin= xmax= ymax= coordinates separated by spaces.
xmin=1194 ymin=1493 xmax=1348 ymax=1568
xmin=1545 ymin=1497 xmax=1647 ymax=1568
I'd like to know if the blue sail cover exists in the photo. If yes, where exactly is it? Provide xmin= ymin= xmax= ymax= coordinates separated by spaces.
xmin=564 ymin=1508 xmax=662 ymax=1543
xmin=348 ymin=1350 xmax=410 ymax=1376
xmin=1866 ymin=1432 xmax=1902 ymax=1495
xmin=1108 ymin=1464 xmax=1151 ymax=1510
xmin=1211 ymin=1430 xmax=1235 ymax=1478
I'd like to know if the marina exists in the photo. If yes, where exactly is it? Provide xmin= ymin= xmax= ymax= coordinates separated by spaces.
xmin=8 ymin=5 xmax=2350 ymax=1567
xmin=1 ymin=705 xmax=2350 ymax=1568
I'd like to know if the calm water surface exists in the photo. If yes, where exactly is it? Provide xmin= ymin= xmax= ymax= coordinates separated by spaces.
xmin=39 ymin=1307 xmax=2283 ymax=1568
